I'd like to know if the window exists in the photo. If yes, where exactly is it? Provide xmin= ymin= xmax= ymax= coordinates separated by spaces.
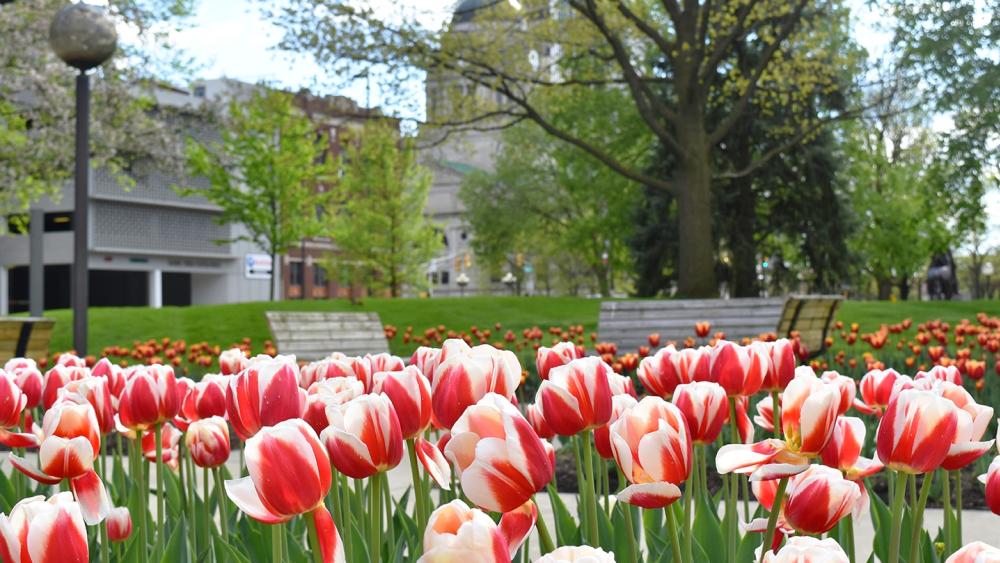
xmin=44 ymin=212 xmax=73 ymax=232
xmin=313 ymin=265 xmax=327 ymax=287
xmin=440 ymin=271 xmax=450 ymax=285
xmin=193 ymin=85 xmax=206 ymax=97
xmin=289 ymin=262 xmax=304 ymax=286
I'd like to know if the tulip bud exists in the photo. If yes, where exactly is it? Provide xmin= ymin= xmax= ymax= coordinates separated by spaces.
xmin=761 ymin=536 xmax=849 ymax=563
xmin=0 ymin=493 xmax=90 ymax=562
xmin=186 ymin=417 xmax=231 ymax=469
xmin=321 ymin=394 xmax=404 ymax=479
xmin=781 ymin=368 xmax=840 ymax=456
xmin=536 ymin=342 xmax=581 ymax=381
xmin=419 ymin=500 xmax=536 ymax=563
xmin=117 ymin=365 xmax=180 ymax=431
xmin=372 ymin=366 xmax=432 ymax=440
xmin=431 ymin=343 xmax=521 ymax=429
xmin=710 ymin=341 xmax=766 ymax=397
xmin=610 ymin=396 xmax=689 ymax=509
xmin=536 ymin=357 xmax=613 ymax=436
xmin=226 ymin=358 xmax=305 ymax=440
xmin=980 ymin=456 xmax=1000 ymax=516
xmin=876 ymin=389 xmax=959 ymax=474
xmin=536 ymin=546 xmax=617 ymax=562
xmin=225 ymin=418 xmax=331 ymax=522
xmin=302 ymin=377 xmax=365 ymax=435
xmin=672 ymin=381 xmax=728 ymax=445
xmin=782 ymin=465 xmax=861 ymax=535
xmin=106 ymin=506 xmax=133 ymax=542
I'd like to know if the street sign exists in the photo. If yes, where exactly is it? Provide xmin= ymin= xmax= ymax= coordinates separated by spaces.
xmin=244 ymin=253 xmax=273 ymax=279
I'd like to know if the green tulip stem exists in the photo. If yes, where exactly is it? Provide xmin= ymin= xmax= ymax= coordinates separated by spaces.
xmin=887 ymin=471 xmax=909 ymax=563
xmin=758 ymin=476 xmax=789 ymax=563
xmin=154 ymin=424 xmax=165 ymax=559
xmin=909 ymin=471 xmax=934 ymax=563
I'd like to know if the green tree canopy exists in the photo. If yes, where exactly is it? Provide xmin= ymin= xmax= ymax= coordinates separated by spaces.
xmin=184 ymin=88 xmax=336 ymax=300
xmin=325 ymin=120 xmax=441 ymax=298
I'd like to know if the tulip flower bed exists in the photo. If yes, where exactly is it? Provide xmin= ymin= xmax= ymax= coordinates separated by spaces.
xmin=1 ymin=311 xmax=998 ymax=562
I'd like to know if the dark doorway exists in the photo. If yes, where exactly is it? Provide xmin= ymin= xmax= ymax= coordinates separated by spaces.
xmin=89 ymin=270 xmax=148 ymax=307
xmin=6 ymin=264 xmax=71 ymax=313
xmin=163 ymin=272 xmax=191 ymax=306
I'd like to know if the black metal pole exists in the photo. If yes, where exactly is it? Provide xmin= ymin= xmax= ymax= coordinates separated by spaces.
xmin=72 ymin=71 xmax=89 ymax=355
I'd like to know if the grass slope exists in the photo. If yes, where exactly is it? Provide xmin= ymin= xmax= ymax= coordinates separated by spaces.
xmin=39 ymin=297 xmax=998 ymax=356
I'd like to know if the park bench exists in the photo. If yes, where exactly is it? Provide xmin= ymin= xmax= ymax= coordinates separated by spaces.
xmin=265 ymin=311 xmax=390 ymax=361
xmin=597 ymin=295 xmax=843 ymax=358
xmin=0 ymin=317 xmax=56 ymax=365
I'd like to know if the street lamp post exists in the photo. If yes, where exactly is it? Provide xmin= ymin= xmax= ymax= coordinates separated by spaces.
xmin=49 ymin=3 xmax=117 ymax=355
xmin=456 ymin=272 xmax=469 ymax=297
xmin=984 ymin=262 xmax=995 ymax=299
xmin=501 ymin=271 xmax=517 ymax=296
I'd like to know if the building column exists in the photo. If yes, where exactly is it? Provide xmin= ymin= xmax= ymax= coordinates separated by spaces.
xmin=29 ymin=208 xmax=44 ymax=317
xmin=0 ymin=267 xmax=8 ymax=316
xmin=149 ymin=268 xmax=162 ymax=309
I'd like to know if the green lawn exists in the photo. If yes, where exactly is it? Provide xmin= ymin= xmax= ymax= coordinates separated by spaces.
xmin=37 ymin=297 xmax=999 ymax=357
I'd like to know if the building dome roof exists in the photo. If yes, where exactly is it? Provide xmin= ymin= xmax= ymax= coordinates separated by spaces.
xmin=452 ymin=0 xmax=508 ymax=24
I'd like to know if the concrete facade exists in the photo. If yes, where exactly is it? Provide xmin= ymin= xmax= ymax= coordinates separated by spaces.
xmin=0 ymin=79 xmax=275 ymax=314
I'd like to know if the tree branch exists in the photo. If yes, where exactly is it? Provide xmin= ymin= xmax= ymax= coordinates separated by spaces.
xmin=707 ymin=0 xmax=809 ymax=145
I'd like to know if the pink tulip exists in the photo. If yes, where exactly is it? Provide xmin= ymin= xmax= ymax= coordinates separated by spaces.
xmin=781 ymin=367 xmax=840 ymax=456
xmin=876 ymin=389 xmax=959 ymax=474
xmin=141 ymin=422 xmax=182 ymax=469
xmin=0 ymin=369 xmax=38 ymax=448
xmin=372 ymin=365 xmax=432 ymax=439
xmin=414 ymin=437 xmax=452 ymax=489
xmin=638 ymin=345 xmax=710 ymax=399
xmin=980 ymin=456 xmax=1000 ymax=516
xmin=536 ymin=342 xmax=581 ymax=381
xmin=444 ymin=393 xmax=553 ymax=512
xmin=946 ymin=542 xmax=1000 ymax=563
xmin=186 ymin=416 xmax=231 ymax=469
xmin=224 ymin=418 xmax=332 ymax=521
xmin=536 ymin=546 xmax=617 ymax=562
xmin=709 ymin=340 xmax=766 ymax=397
xmin=761 ymin=537 xmax=849 ymax=563
xmin=671 ymin=381 xmax=728 ymax=445
xmin=821 ymin=371 xmax=856 ymax=416
xmin=90 ymin=358 xmax=125 ymax=399
xmin=56 ymin=353 xmax=86 ymax=368
xmin=321 ymin=394 xmax=404 ymax=479
xmin=594 ymin=394 xmax=638 ymax=459
xmin=782 ymin=465 xmax=861 ymax=534
xmin=536 ymin=357 xmax=613 ymax=436
xmin=300 ymin=357 xmax=354 ymax=389
xmin=60 ymin=377 xmax=115 ymax=435
xmin=431 ymin=343 xmax=521 ymax=429
xmin=409 ymin=346 xmax=442 ymax=384
xmin=418 ymin=500 xmax=535 ymax=562
xmin=525 ymin=403 xmax=555 ymax=440
xmin=225 ymin=358 xmax=305 ymax=440
xmin=609 ymin=396 xmax=690 ymax=509
xmin=42 ymin=365 xmax=87 ymax=410
xmin=0 ymin=492 xmax=89 ymax=563
xmin=10 ymin=402 xmax=111 ymax=524
xmin=302 ymin=377 xmax=365 ymax=435
xmin=854 ymin=368 xmax=904 ymax=416
xmin=117 ymin=365 xmax=180 ymax=432
xmin=180 ymin=374 xmax=228 ymax=423
xmin=6 ymin=360 xmax=43 ymax=409
xmin=763 ymin=339 xmax=797 ymax=392
xmin=754 ymin=394 xmax=776 ymax=433
xmin=106 ymin=506 xmax=132 ymax=542
xmin=219 ymin=348 xmax=248 ymax=376
xmin=915 ymin=365 xmax=962 ymax=386
xmin=820 ymin=416 xmax=883 ymax=480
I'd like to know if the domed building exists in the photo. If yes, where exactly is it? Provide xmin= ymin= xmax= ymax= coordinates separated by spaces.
xmin=419 ymin=0 xmax=525 ymax=296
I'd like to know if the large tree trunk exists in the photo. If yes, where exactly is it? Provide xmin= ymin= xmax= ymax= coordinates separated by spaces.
xmin=898 ymin=277 xmax=911 ymax=301
xmin=675 ymin=125 xmax=717 ymax=298
xmin=876 ymin=277 xmax=892 ymax=300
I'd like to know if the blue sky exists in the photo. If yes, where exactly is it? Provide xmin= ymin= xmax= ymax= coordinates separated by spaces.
xmin=171 ymin=0 xmax=997 ymax=249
